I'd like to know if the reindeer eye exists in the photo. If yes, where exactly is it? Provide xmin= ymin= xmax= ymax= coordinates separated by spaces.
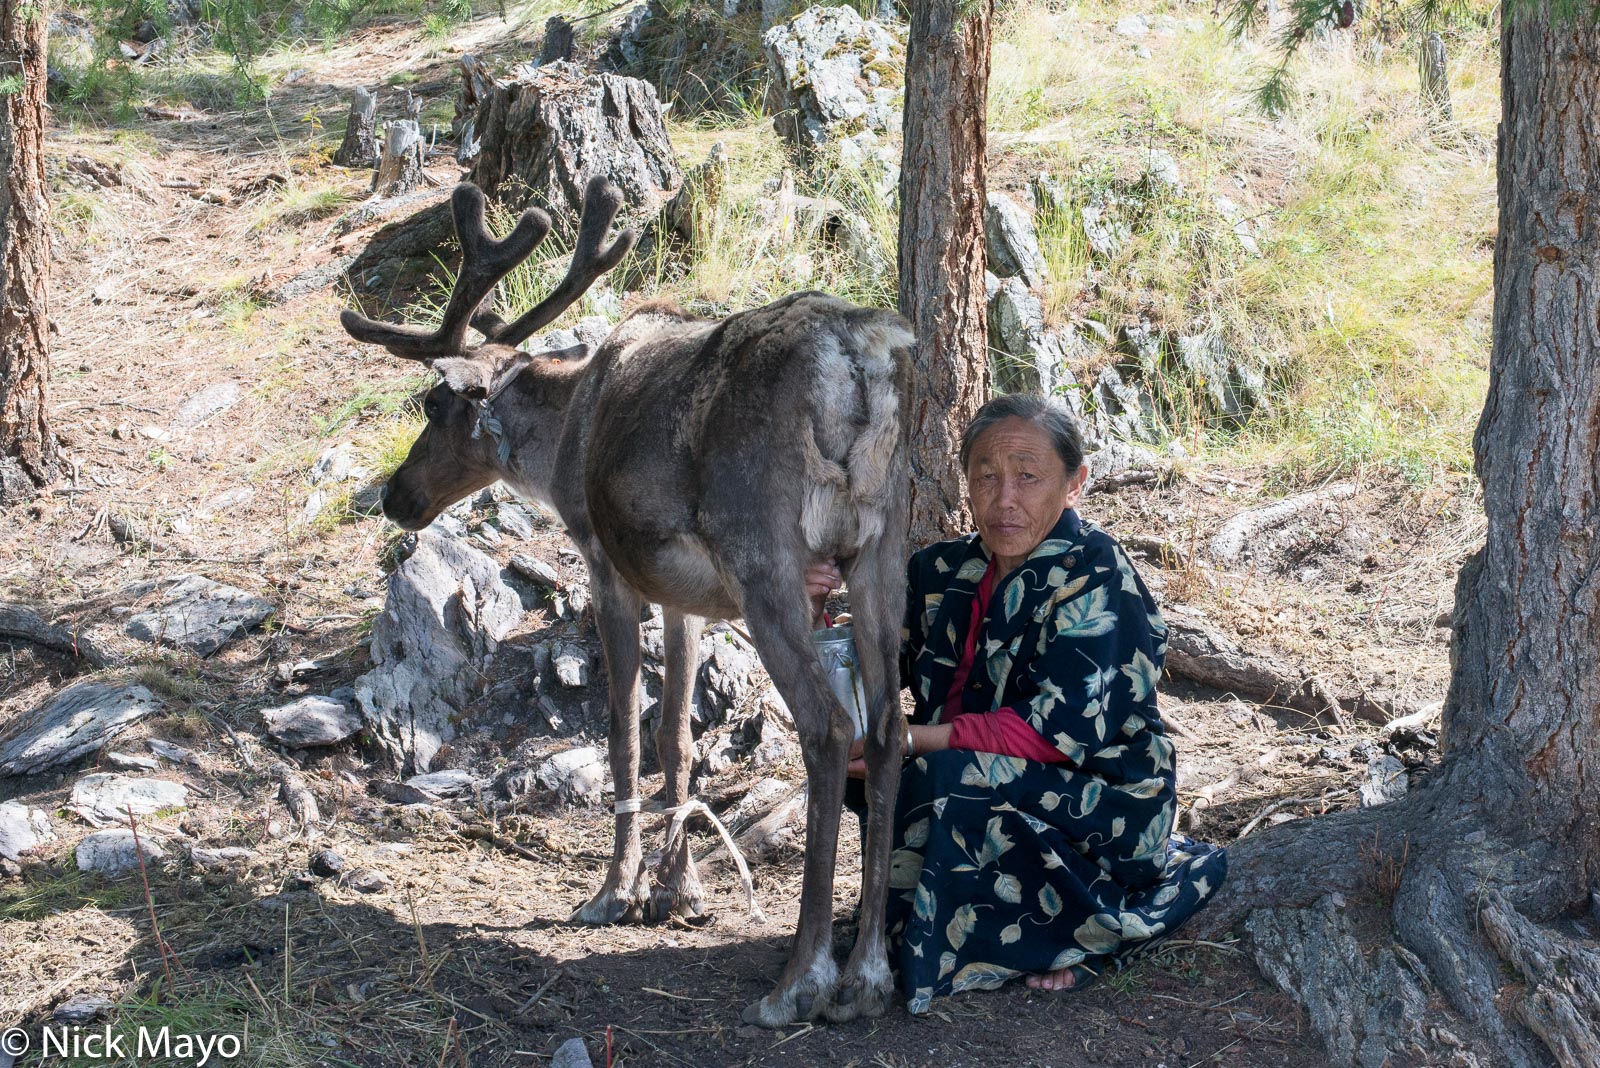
xmin=424 ymin=395 xmax=441 ymax=420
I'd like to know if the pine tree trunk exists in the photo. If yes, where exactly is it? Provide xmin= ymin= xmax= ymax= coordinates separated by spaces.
xmin=0 ymin=0 xmax=56 ymax=504
xmin=897 ymin=0 xmax=992 ymax=546
xmin=1208 ymin=7 xmax=1600 ymax=1065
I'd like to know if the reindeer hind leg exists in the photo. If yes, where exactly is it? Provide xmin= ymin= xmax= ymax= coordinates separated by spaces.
xmin=648 ymin=608 xmax=708 ymax=922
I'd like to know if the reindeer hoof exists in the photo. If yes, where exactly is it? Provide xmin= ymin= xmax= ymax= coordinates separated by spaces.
xmin=570 ymin=889 xmax=644 ymax=925
xmin=647 ymin=886 xmax=707 ymax=923
xmin=824 ymin=972 xmax=892 ymax=1023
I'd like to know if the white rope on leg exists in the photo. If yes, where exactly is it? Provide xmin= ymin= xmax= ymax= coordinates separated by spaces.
xmin=609 ymin=796 xmax=765 ymax=921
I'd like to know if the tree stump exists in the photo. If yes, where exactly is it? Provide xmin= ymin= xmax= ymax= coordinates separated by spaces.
xmin=372 ymin=120 xmax=424 ymax=197
xmin=453 ymin=54 xmax=495 ymax=164
xmin=332 ymin=87 xmax=378 ymax=168
xmin=466 ymin=63 xmax=681 ymax=231
xmin=1418 ymin=31 xmax=1453 ymax=123
xmin=540 ymin=15 xmax=575 ymax=65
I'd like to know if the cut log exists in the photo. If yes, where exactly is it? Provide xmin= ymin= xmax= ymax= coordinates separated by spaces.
xmin=466 ymin=63 xmax=681 ymax=231
xmin=0 ymin=601 xmax=118 ymax=667
xmin=332 ymin=87 xmax=378 ymax=168
xmin=1208 ymin=482 xmax=1357 ymax=565
xmin=372 ymin=120 xmax=424 ymax=198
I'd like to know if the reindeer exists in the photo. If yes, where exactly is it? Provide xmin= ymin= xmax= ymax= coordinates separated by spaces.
xmin=341 ymin=176 xmax=913 ymax=1026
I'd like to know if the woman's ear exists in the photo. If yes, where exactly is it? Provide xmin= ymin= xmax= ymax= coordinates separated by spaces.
xmin=1061 ymin=464 xmax=1090 ymax=509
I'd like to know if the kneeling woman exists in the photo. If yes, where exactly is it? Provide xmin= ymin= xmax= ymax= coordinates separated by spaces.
xmin=813 ymin=394 xmax=1227 ymax=1013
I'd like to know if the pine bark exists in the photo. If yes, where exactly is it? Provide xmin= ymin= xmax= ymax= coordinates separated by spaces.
xmin=897 ymin=0 xmax=992 ymax=546
xmin=1209 ymin=7 xmax=1600 ymax=1065
xmin=0 ymin=0 xmax=57 ymax=503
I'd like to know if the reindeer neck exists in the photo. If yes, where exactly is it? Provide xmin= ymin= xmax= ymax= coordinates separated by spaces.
xmin=493 ymin=356 xmax=584 ymax=509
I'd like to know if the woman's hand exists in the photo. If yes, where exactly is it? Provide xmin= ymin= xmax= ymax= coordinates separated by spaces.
xmin=846 ymin=724 xmax=954 ymax=778
xmin=805 ymin=558 xmax=843 ymax=629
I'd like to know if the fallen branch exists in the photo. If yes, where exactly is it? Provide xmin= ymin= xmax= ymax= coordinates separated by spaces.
xmin=1163 ymin=612 xmax=1412 ymax=727
xmin=1208 ymin=482 xmax=1358 ymax=565
xmin=1237 ymin=788 xmax=1354 ymax=839
xmin=0 ymin=601 xmax=119 ymax=667
xmin=272 ymin=763 xmax=321 ymax=828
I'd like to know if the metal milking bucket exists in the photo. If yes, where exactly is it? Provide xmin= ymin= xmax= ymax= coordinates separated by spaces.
xmin=811 ymin=624 xmax=870 ymax=740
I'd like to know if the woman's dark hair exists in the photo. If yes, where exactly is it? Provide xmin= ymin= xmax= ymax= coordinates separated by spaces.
xmin=959 ymin=394 xmax=1085 ymax=475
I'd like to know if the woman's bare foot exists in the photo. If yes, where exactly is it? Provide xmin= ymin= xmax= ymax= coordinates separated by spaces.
xmin=1025 ymin=964 xmax=1094 ymax=991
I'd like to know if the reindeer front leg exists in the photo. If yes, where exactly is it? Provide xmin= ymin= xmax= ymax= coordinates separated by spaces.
xmin=571 ymin=565 xmax=651 ymax=925
xmin=649 ymin=609 xmax=708 ymax=921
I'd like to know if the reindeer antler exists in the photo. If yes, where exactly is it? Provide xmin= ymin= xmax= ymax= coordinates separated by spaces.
xmin=482 ymin=175 xmax=638 ymax=349
xmin=340 ymin=184 xmax=553 ymax=361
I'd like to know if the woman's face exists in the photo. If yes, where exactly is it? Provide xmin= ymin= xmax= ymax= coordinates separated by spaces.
xmin=966 ymin=416 xmax=1088 ymax=570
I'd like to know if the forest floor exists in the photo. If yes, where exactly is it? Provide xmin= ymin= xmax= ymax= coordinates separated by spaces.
xmin=0 ymin=2 xmax=1489 ymax=1066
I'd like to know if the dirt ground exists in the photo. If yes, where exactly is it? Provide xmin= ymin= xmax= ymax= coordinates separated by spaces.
xmin=0 ymin=10 xmax=1484 ymax=1068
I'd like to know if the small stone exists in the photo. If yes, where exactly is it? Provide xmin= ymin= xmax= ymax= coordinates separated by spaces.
xmin=53 ymin=994 xmax=115 ymax=1023
xmin=1113 ymin=13 xmax=1150 ymax=36
xmin=496 ymin=503 xmax=537 ymax=540
xmin=172 ymin=382 xmax=240 ymax=428
xmin=346 ymin=867 xmax=391 ymax=893
xmin=551 ymin=1037 xmax=595 ymax=1068
xmin=0 ymin=800 xmax=55 ymax=861
xmin=536 ymin=746 xmax=607 ymax=802
xmin=564 ymin=583 xmax=592 ymax=619
xmin=553 ymin=645 xmax=591 ymax=689
xmin=310 ymin=848 xmax=347 ymax=877
xmin=309 ymin=442 xmax=368 ymax=485
xmin=147 ymin=738 xmax=201 ymax=765
xmin=189 ymin=845 xmax=254 ymax=867
xmin=1143 ymin=148 xmax=1183 ymax=195
xmin=404 ymin=768 xmax=480 ymax=799
xmin=69 ymin=773 xmax=189 ymax=827
xmin=510 ymin=554 xmax=560 ymax=589
xmin=124 ymin=574 xmax=276 ymax=657
xmin=262 ymin=695 xmax=362 ymax=748
xmin=1359 ymin=755 xmax=1408 ymax=808
xmin=77 ymin=829 xmax=165 ymax=876
xmin=106 ymin=751 xmax=160 ymax=771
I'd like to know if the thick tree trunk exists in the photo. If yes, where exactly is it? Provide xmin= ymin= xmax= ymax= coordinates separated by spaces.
xmin=0 ymin=0 xmax=57 ymax=504
xmin=897 ymin=0 xmax=992 ymax=546
xmin=1210 ymin=7 xmax=1600 ymax=1066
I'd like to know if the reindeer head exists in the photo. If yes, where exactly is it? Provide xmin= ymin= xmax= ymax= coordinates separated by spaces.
xmin=340 ymin=176 xmax=635 ymax=530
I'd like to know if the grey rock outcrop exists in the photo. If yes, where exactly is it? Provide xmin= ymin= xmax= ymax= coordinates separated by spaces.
xmin=0 ymin=801 xmax=55 ymax=861
xmin=1080 ymin=193 xmax=1130 ymax=260
xmin=1173 ymin=330 xmax=1266 ymax=425
xmin=0 ymin=682 xmax=162 ymax=777
xmin=69 ymin=773 xmax=189 ymax=827
xmin=262 ymin=695 xmax=363 ymax=748
xmin=355 ymin=529 xmax=528 ymax=773
xmin=124 ymin=574 xmax=275 ymax=656
xmin=987 ymin=278 xmax=1084 ymax=399
xmin=764 ymin=6 xmax=902 ymax=148
xmin=77 ymin=829 xmax=165 ymax=876
xmin=985 ymin=192 xmax=1047 ymax=288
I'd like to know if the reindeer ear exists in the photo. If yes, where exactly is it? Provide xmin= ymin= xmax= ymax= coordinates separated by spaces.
xmin=432 ymin=357 xmax=495 ymax=400
xmin=534 ymin=342 xmax=592 ymax=367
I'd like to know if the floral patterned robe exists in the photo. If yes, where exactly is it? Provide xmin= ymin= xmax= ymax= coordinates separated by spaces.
xmin=887 ymin=509 xmax=1227 ymax=1013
